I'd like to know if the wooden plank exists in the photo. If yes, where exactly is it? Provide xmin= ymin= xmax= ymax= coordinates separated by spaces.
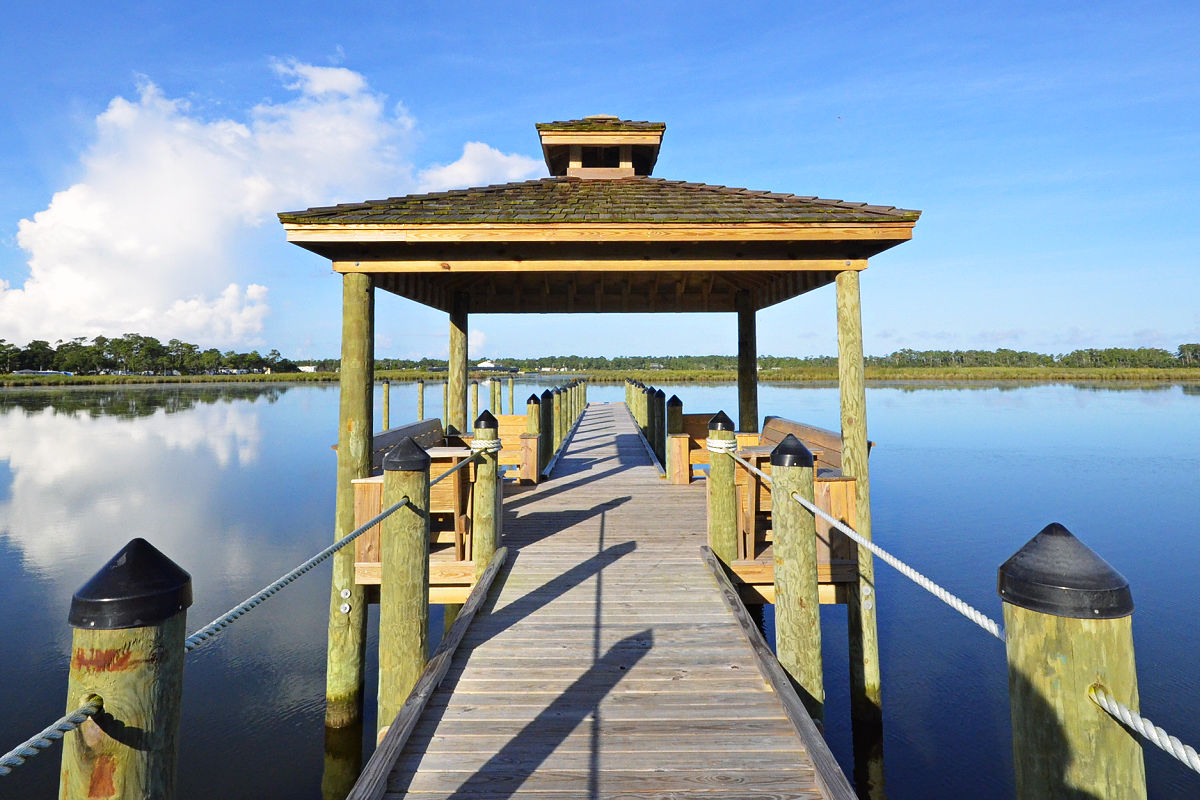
xmin=347 ymin=548 xmax=508 ymax=800
xmin=701 ymin=546 xmax=857 ymax=800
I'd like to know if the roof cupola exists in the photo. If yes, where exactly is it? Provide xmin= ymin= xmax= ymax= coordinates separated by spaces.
xmin=536 ymin=115 xmax=665 ymax=179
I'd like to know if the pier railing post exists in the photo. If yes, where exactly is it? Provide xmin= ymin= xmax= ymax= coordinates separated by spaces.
xmin=653 ymin=388 xmax=666 ymax=466
xmin=553 ymin=387 xmax=564 ymax=453
xmin=378 ymin=437 xmax=430 ymax=742
xmin=666 ymin=394 xmax=688 ymax=484
xmin=770 ymin=434 xmax=824 ymax=721
xmin=998 ymin=523 xmax=1146 ymax=800
xmin=417 ymin=379 xmax=424 ymax=421
xmin=61 ymin=539 xmax=191 ymax=800
xmin=539 ymin=389 xmax=553 ymax=472
xmin=382 ymin=379 xmax=390 ymax=430
xmin=472 ymin=411 xmax=500 ymax=578
xmin=706 ymin=411 xmax=738 ymax=564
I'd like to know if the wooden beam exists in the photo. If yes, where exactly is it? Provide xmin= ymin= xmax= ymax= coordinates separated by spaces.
xmin=332 ymin=258 xmax=868 ymax=274
xmin=286 ymin=222 xmax=916 ymax=244
xmin=737 ymin=290 xmax=759 ymax=433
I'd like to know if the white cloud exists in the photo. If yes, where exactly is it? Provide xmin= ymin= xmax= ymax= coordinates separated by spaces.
xmin=418 ymin=142 xmax=542 ymax=193
xmin=1 ymin=63 xmax=538 ymax=349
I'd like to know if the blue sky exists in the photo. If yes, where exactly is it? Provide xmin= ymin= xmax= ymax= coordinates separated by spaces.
xmin=1 ymin=1 xmax=1196 ymax=360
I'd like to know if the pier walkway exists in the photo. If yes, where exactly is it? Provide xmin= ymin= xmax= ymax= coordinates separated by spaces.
xmin=384 ymin=401 xmax=830 ymax=798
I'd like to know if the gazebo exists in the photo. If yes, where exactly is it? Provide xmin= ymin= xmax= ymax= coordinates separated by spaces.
xmin=280 ymin=115 xmax=919 ymax=727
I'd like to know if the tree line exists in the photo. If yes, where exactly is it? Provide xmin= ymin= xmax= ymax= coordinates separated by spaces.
xmin=5 ymin=336 xmax=1198 ymax=376
xmin=0 ymin=334 xmax=301 ymax=375
xmin=369 ymin=345 xmax=1200 ymax=371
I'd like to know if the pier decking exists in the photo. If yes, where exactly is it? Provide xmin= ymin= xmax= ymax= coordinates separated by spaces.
xmin=382 ymin=402 xmax=834 ymax=798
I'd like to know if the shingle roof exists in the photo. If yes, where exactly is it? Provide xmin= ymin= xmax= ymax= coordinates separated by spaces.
xmin=278 ymin=178 xmax=920 ymax=225
xmin=536 ymin=118 xmax=666 ymax=132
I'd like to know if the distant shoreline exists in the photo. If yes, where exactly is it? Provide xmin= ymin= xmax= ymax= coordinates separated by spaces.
xmin=4 ymin=366 xmax=1200 ymax=388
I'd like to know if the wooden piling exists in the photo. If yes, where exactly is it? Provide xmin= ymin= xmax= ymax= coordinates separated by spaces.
xmin=508 ymin=376 xmax=515 ymax=414
xmin=448 ymin=293 xmax=468 ymax=434
xmin=472 ymin=411 xmax=500 ymax=579
xmin=999 ymin=523 xmax=1146 ymax=800
xmin=382 ymin=380 xmax=390 ymax=430
xmin=416 ymin=379 xmax=424 ymax=421
xmin=737 ymin=289 xmax=759 ymax=433
xmin=666 ymin=394 xmax=687 ymax=484
xmin=471 ymin=380 xmax=479 ymax=426
xmin=327 ymin=271 xmax=373 ymax=728
xmin=61 ymin=539 xmax=191 ymax=800
xmin=490 ymin=379 xmax=500 ymax=415
xmin=771 ymin=434 xmax=824 ymax=721
xmin=653 ymin=388 xmax=666 ymax=466
xmin=706 ymin=411 xmax=738 ymax=564
xmin=539 ymin=389 xmax=553 ymax=472
xmin=553 ymin=387 xmax=564 ymax=453
xmin=837 ymin=269 xmax=883 ymax=734
xmin=441 ymin=382 xmax=448 ymax=428
xmin=378 ymin=438 xmax=431 ymax=741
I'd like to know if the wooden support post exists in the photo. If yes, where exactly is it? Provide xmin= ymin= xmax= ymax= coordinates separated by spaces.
xmin=737 ymin=290 xmax=759 ymax=433
xmin=441 ymin=382 xmax=447 ymax=428
xmin=508 ymin=376 xmax=515 ymax=414
xmin=382 ymin=380 xmax=390 ymax=431
xmin=416 ymin=379 xmax=424 ymax=421
xmin=706 ymin=411 xmax=738 ymax=564
xmin=61 ymin=539 xmax=191 ymax=800
xmin=471 ymin=411 xmax=500 ymax=579
xmin=666 ymin=394 xmax=687 ymax=484
xmin=771 ymin=435 xmax=824 ymax=721
xmin=443 ymin=604 xmax=461 ymax=635
xmin=471 ymin=380 xmax=479 ymax=427
xmin=539 ymin=389 xmax=553 ymax=472
xmin=553 ymin=387 xmax=564 ymax=453
xmin=837 ymin=269 xmax=883 ymax=736
xmin=378 ymin=438 xmax=430 ymax=741
xmin=999 ymin=523 xmax=1145 ymax=800
xmin=447 ymin=292 xmax=467 ymax=435
xmin=653 ymin=388 xmax=666 ymax=466
xmin=327 ymin=271 xmax=373 ymax=728
xmin=490 ymin=379 xmax=500 ymax=415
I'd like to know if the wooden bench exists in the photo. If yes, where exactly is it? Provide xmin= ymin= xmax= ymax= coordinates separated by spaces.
xmin=476 ymin=414 xmax=540 ymax=484
xmin=351 ymin=419 xmax=475 ymax=582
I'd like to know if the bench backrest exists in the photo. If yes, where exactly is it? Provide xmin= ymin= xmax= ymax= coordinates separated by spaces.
xmin=760 ymin=416 xmax=845 ymax=470
xmin=371 ymin=418 xmax=445 ymax=470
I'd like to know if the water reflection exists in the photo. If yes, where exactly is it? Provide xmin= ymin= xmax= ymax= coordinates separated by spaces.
xmin=0 ymin=387 xmax=269 ymax=579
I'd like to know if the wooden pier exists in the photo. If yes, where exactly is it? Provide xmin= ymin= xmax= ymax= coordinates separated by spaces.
xmin=365 ymin=401 xmax=849 ymax=798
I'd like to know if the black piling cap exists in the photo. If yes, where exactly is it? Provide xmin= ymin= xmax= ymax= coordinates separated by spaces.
xmin=527 ymin=393 xmax=540 ymax=405
xmin=770 ymin=433 xmax=814 ymax=468
xmin=382 ymin=436 xmax=431 ymax=472
xmin=998 ymin=523 xmax=1133 ymax=619
xmin=654 ymin=388 xmax=665 ymax=399
xmin=541 ymin=388 xmax=553 ymax=401
xmin=708 ymin=411 xmax=735 ymax=431
xmin=69 ymin=538 xmax=192 ymax=630
xmin=667 ymin=395 xmax=682 ymax=407
xmin=475 ymin=410 xmax=498 ymax=430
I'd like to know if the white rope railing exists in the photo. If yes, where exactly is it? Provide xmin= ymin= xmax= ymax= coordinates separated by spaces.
xmin=0 ymin=696 xmax=102 ymax=777
xmin=1090 ymin=685 xmax=1200 ymax=775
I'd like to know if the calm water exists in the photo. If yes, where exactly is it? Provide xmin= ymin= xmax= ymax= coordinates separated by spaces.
xmin=1 ymin=380 xmax=1198 ymax=798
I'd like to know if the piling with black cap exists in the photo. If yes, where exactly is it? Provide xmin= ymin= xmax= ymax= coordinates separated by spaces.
xmin=999 ymin=523 xmax=1145 ymax=800
xmin=770 ymin=434 xmax=823 ymax=721
xmin=666 ymin=395 xmax=687 ymax=484
xmin=378 ymin=437 xmax=431 ymax=742
xmin=472 ymin=411 xmax=500 ymax=579
xmin=539 ymin=389 xmax=554 ymax=473
xmin=652 ymin=388 xmax=667 ymax=466
xmin=552 ymin=387 xmax=565 ymax=453
xmin=706 ymin=410 xmax=738 ymax=563
xmin=522 ymin=393 xmax=542 ymax=483
xmin=61 ymin=538 xmax=191 ymax=800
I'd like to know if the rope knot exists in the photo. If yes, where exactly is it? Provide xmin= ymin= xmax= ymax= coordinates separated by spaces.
xmin=471 ymin=438 xmax=503 ymax=454
xmin=706 ymin=438 xmax=737 ymax=454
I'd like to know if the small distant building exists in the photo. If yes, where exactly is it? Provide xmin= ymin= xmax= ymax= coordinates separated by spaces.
xmin=476 ymin=360 xmax=496 ymax=368
xmin=299 ymin=365 xmax=318 ymax=373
